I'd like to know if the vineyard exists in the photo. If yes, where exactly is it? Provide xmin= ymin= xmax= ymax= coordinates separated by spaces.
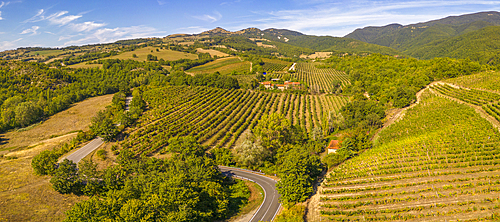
xmin=430 ymin=83 xmax=500 ymax=123
xmin=263 ymin=62 xmax=288 ymax=72
xmin=271 ymin=63 xmax=350 ymax=94
xmin=445 ymin=71 xmax=500 ymax=92
xmin=261 ymin=58 xmax=292 ymax=72
xmin=319 ymin=91 xmax=500 ymax=221
xmin=121 ymin=86 xmax=348 ymax=155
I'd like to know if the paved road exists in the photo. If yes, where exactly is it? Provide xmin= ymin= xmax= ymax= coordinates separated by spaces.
xmin=61 ymin=95 xmax=133 ymax=164
xmin=219 ymin=166 xmax=281 ymax=222
xmin=59 ymin=137 xmax=104 ymax=163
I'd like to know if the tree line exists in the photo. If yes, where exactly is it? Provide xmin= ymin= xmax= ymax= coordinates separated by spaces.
xmin=0 ymin=59 xmax=167 ymax=133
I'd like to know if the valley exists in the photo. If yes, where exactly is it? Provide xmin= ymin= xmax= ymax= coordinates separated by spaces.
xmin=1 ymin=8 xmax=500 ymax=222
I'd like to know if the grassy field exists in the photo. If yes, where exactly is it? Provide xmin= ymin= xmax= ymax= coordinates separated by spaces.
xmin=0 ymin=94 xmax=113 ymax=222
xmin=188 ymin=57 xmax=241 ymax=71
xmin=318 ymin=90 xmax=500 ymax=221
xmin=445 ymin=71 xmax=500 ymax=92
xmin=26 ymin=50 xmax=63 ymax=57
xmin=67 ymin=63 xmax=103 ymax=69
xmin=187 ymin=57 xmax=251 ymax=75
xmin=196 ymin=48 xmax=229 ymax=57
xmin=108 ymin=46 xmax=198 ymax=61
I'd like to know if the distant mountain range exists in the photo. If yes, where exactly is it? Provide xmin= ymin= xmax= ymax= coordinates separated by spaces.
xmin=344 ymin=11 xmax=500 ymax=65
xmin=182 ymin=11 xmax=500 ymax=65
xmin=3 ymin=11 xmax=499 ymax=65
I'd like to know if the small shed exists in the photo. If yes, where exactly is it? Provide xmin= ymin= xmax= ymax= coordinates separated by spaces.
xmin=327 ymin=140 xmax=340 ymax=154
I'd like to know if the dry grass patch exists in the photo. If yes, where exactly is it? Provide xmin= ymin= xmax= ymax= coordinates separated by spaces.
xmin=108 ymin=46 xmax=198 ymax=61
xmin=188 ymin=57 xmax=250 ymax=75
xmin=0 ymin=94 xmax=113 ymax=153
xmin=67 ymin=63 xmax=103 ymax=69
xmin=196 ymin=48 xmax=229 ymax=57
xmin=300 ymin=52 xmax=333 ymax=59
xmin=0 ymin=94 xmax=113 ymax=221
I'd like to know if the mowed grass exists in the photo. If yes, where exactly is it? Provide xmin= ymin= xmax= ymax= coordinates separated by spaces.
xmin=188 ymin=57 xmax=251 ymax=75
xmin=108 ymin=46 xmax=198 ymax=62
xmin=196 ymin=48 xmax=229 ymax=57
xmin=0 ymin=94 xmax=113 ymax=221
xmin=445 ymin=71 xmax=500 ymax=92
xmin=26 ymin=50 xmax=63 ymax=57
xmin=68 ymin=63 xmax=103 ymax=69
xmin=0 ymin=94 xmax=113 ymax=152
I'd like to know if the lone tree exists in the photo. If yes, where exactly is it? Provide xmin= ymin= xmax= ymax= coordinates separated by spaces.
xmin=50 ymin=159 xmax=83 ymax=195
xmin=31 ymin=150 xmax=59 ymax=175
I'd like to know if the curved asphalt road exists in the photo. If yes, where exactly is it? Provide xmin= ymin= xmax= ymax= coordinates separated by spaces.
xmin=59 ymin=137 xmax=104 ymax=164
xmin=219 ymin=166 xmax=281 ymax=222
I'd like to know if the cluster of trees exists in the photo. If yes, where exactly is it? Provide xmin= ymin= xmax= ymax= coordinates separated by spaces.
xmin=166 ymin=71 xmax=240 ymax=89
xmin=229 ymin=113 xmax=323 ymax=206
xmin=48 ymin=51 xmax=118 ymax=66
xmin=52 ymin=137 xmax=248 ymax=221
xmin=31 ymin=131 xmax=94 ymax=176
xmin=90 ymin=89 xmax=146 ymax=141
xmin=322 ymin=53 xmax=487 ymax=108
xmin=0 ymin=59 xmax=166 ymax=133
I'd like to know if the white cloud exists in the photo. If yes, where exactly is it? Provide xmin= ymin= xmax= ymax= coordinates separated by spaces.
xmin=157 ymin=0 xmax=166 ymax=5
xmin=46 ymin=11 xmax=82 ymax=25
xmin=20 ymin=26 xmax=40 ymax=35
xmin=23 ymin=9 xmax=45 ymax=23
xmin=0 ymin=1 xmax=9 ymax=8
xmin=63 ymin=26 xmax=164 ymax=46
xmin=68 ymin=21 xmax=106 ymax=32
xmin=0 ymin=1 xmax=10 ymax=20
xmin=0 ymin=38 xmax=22 ymax=51
xmin=193 ymin=11 xmax=222 ymax=23
xmin=23 ymin=10 xmax=82 ymax=25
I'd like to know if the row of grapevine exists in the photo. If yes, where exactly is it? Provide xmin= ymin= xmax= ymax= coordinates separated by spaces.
xmin=318 ymin=90 xmax=500 ymax=221
xmin=263 ymin=62 xmax=288 ymax=72
xmin=122 ymin=86 xmax=349 ymax=155
xmin=430 ymin=83 xmax=500 ymax=106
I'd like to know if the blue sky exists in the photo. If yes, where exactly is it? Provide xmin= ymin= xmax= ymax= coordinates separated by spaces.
xmin=1 ymin=0 xmax=500 ymax=51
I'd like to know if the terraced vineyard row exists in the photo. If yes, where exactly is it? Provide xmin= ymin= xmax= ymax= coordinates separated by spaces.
xmin=272 ymin=63 xmax=350 ymax=94
xmin=122 ymin=86 xmax=348 ymax=155
xmin=430 ymin=83 xmax=500 ymax=106
xmin=319 ymin=91 xmax=500 ymax=221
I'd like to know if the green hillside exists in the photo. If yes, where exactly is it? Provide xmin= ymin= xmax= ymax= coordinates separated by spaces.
xmin=283 ymin=35 xmax=402 ymax=55
xmin=320 ymin=90 xmax=500 ymax=221
xmin=407 ymin=26 xmax=500 ymax=66
xmin=345 ymin=11 xmax=500 ymax=61
xmin=346 ymin=11 xmax=500 ymax=45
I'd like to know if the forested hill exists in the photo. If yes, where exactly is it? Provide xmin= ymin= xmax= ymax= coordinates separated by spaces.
xmin=345 ymin=11 xmax=500 ymax=48
xmin=343 ymin=11 xmax=500 ymax=65
xmin=282 ymin=35 xmax=401 ymax=55
xmin=200 ymin=27 xmax=403 ymax=56
xmin=406 ymin=25 xmax=500 ymax=66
